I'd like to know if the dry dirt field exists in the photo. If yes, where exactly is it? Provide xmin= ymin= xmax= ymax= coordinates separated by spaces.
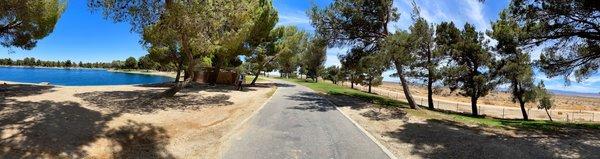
xmin=326 ymin=95 xmax=600 ymax=159
xmin=374 ymin=82 xmax=600 ymax=111
xmin=0 ymin=81 xmax=275 ymax=158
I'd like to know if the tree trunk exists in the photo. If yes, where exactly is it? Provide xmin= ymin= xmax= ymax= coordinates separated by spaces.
xmin=160 ymin=51 xmax=196 ymax=97
xmin=471 ymin=95 xmax=479 ymax=116
xmin=368 ymin=79 xmax=372 ymax=93
xmin=395 ymin=63 xmax=417 ymax=109
xmin=183 ymin=69 xmax=190 ymax=80
xmin=350 ymin=75 xmax=355 ymax=89
xmin=427 ymin=75 xmax=434 ymax=109
xmin=427 ymin=48 xmax=434 ymax=109
xmin=210 ymin=66 xmax=220 ymax=85
xmin=545 ymin=108 xmax=553 ymax=122
xmin=175 ymin=67 xmax=182 ymax=82
xmin=174 ymin=58 xmax=183 ymax=82
xmin=250 ymin=68 xmax=261 ymax=85
xmin=519 ymin=100 xmax=529 ymax=120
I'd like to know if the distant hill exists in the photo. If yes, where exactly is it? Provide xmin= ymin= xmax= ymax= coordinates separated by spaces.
xmin=381 ymin=81 xmax=600 ymax=99
xmin=549 ymin=90 xmax=600 ymax=98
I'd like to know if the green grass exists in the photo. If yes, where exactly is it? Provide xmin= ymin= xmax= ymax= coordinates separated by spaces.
xmin=245 ymin=76 xmax=265 ymax=83
xmin=448 ymin=114 xmax=600 ymax=130
xmin=278 ymin=78 xmax=406 ymax=108
xmin=279 ymin=77 xmax=600 ymax=131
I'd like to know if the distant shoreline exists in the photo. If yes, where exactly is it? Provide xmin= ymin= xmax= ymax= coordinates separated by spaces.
xmin=0 ymin=65 xmax=105 ymax=70
xmin=0 ymin=65 xmax=176 ymax=79
xmin=106 ymin=69 xmax=177 ymax=78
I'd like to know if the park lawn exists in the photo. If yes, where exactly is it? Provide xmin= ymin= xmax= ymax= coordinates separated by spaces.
xmin=278 ymin=78 xmax=405 ymax=108
xmin=280 ymin=77 xmax=600 ymax=131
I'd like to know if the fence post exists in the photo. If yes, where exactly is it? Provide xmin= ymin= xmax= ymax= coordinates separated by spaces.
xmin=592 ymin=113 xmax=595 ymax=122
xmin=456 ymin=103 xmax=459 ymax=112
xmin=502 ymin=108 xmax=505 ymax=118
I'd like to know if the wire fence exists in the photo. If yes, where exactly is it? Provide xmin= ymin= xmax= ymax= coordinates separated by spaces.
xmin=341 ymin=83 xmax=599 ymax=123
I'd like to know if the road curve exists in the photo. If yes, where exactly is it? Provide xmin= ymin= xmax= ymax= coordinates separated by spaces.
xmin=222 ymin=79 xmax=390 ymax=159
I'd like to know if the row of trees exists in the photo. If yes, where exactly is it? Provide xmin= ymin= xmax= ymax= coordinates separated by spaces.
xmin=1 ymin=0 xmax=596 ymax=121
xmin=308 ymin=0 xmax=597 ymax=120
xmin=0 ymin=56 xmax=168 ymax=70
xmin=0 ymin=57 xmax=111 ymax=68
xmin=88 ymin=0 xmax=329 ymax=97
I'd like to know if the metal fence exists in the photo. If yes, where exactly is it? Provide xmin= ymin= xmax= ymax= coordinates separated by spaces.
xmin=341 ymin=83 xmax=599 ymax=123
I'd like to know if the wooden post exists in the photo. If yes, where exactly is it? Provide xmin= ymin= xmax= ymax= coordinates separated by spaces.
xmin=456 ymin=103 xmax=459 ymax=112
xmin=502 ymin=108 xmax=505 ymax=118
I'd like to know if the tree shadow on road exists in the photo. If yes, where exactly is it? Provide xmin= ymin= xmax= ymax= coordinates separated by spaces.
xmin=384 ymin=119 xmax=600 ymax=159
xmin=285 ymin=91 xmax=336 ymax=112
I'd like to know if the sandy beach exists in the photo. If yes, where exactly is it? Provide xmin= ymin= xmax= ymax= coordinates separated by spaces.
xmin=0 ymin=80 xmax=276 ymax=158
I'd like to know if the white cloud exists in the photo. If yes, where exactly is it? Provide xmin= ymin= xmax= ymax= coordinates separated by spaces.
xmin=324 ymin=47 xmax=349 ymax=67
xmin=462 ymin=0 xmax=489 ymax=31
xmin=278 ymin=10 xmax=310 ymax=26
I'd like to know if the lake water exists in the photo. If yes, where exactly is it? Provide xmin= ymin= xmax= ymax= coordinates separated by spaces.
xmin=0 ymin=66 xmax=172 ymax=86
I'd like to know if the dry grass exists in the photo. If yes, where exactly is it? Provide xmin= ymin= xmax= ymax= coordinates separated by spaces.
xmin=376 ymin=82 xmax=600 ymax=111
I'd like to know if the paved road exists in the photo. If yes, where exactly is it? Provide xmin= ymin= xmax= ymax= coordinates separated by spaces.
xmin=222 ymin=80 xmax=390 ymax=159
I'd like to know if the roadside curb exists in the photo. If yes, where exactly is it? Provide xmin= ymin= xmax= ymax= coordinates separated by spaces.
xmin=322 ymin=96 xmax=399 ymax=159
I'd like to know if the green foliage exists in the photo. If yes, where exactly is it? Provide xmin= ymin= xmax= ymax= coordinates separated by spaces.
xmin=309 ymin=0 xmax=398 ymax=48
xmin=489 ymin=10 xmax=537 ymax=119
xmin=92 ymin=0 xmax=258 ymax=81
xmin=310 ymin=0 xmax=402 ymax=99
xmin=0 ymin=0 xmax=66 ymax=50
xmin=442 ymin=23 xmax=499 ymax=115
xmin=509 ymin=0 xmax=600 ymax=82
xmin=536 ymin=81 xmax=554 ymax=111
xmin=275 ymin=26 xmax=308 ymax=77
xmin=302 ymin=37 xmax=327 ymax=82
xmin=324 ymin=65 xmax=341 ymax=84
xmin=410 ymin=12 xmax=442 ymax=82
xmin=138 ymin=55 xmax=158 ymax=70
xmin=358 ymin=54 xmax=385 ymax=88
xmin=124 ymin=57 xmax=138 ymax=69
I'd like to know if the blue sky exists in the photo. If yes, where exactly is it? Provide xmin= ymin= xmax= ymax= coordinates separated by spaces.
xmin=1 ymin=0 xmax=599 ymax=93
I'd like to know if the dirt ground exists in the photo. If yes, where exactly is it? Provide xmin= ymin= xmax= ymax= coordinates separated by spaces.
xmin=374 ymin=82 xmax=600 ymax=111
xmin=325 ymin=94 xmax=600 ymax=159
xmin=0 ymin=81 xmax=275 ymax=158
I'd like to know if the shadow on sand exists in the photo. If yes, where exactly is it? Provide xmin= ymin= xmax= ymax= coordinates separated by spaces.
xmin=0 ymin=100 xmax=108 ymax=158
xmin=384 ymin=119 xmax=600 ymax=158
xmin=75 ymin=89 xmax=233 ymax=114
xmin=105 ymin=120 xmax=174 ymax=159
xmin=138 ymin=82 xmax=269 ymax=93
xmin=0 ymin=82 xmax=242 ymax=158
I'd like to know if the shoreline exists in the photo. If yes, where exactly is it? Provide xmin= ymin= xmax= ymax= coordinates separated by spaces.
xmin=0 ymin=66 xmax=177 ymax=87
xmin=0 ymin=65 xmax=176 ymax=78
xmin=106 ymin=69 xmax=177 ymax=78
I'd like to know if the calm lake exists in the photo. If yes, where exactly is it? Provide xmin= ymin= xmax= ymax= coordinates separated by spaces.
xmin=0 ymin=66 xmax=172 ymax=86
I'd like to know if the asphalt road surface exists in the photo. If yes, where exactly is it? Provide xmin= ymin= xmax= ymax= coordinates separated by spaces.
xmin=222 ymin=80 xmax=390 ymax=159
